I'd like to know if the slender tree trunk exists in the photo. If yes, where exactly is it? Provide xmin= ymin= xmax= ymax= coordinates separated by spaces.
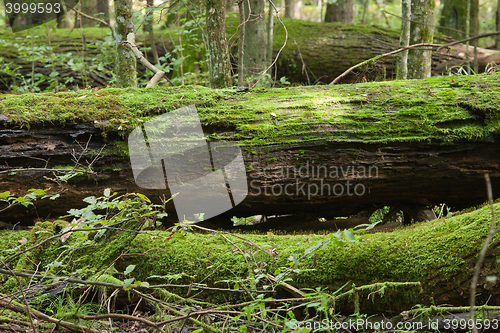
xmin=115 ymin=0 xmax=137 ymax=88
xmin=361 ymin=0 xmax=369 ymax=24
xmin=466 ymin=0 xmax=471 ymax=74
xmin=324 ymin=0 xmax=354 ymax=23
xmin=407 ymin=0 xmax=436 ymax=79
xmin=144 ymin=0 xmax=159 ymax=65
xmin=96 ymin=0 xmax=110 ymax=24
xmin=206 ymin=0 xmax=232 ymax=88
xmin=243 ymin=0 xmax=268 ymax=80
xmin=238 ymin=0 xmax=246 ymax=86
xmin=473 ymin=0 xmax=478 ymax=74
xmin=267 ymin=1 xmax=274 ymax=71
xmin=497 ymin=0 xmax=500 ymax=49
xmin=285 ymin=0 xmax=295 ymax=18
xmin=396 ymin=0 xmax=411 ymax=80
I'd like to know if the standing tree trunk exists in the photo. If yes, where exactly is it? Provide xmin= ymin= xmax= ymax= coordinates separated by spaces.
xmin=243 ymin=0 xmax=268 ymax=81
xmin=407 ymin=0 xmax=436 ymax=79
xmin=285 ymin=0 xmax=295 ymax=18
xmin=497 ymin=0 xmax=500 ymax=49
xmin=396 ymin=0 xmax=411 ymax=80
xmin=238 ymin=0 xmax=245 ymax=87
xmin=438 ymin=0 xmax=475 ymax=40
xmin=206 ymin=0 xmax=232 ymax=88
xmin=267 ymin=0 xmax=274 ymax=70
xmin=473 ymin=0 xmax=478 ymax=73
xmin=324 ymin=0 xmax=353 ymax=23
xmin=144 ymin=0 xmax=159 ymax=65
xmin=115 ymin=0 xmax=137 ymax=88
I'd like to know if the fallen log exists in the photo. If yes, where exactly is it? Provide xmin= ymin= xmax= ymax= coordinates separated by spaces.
xmin=1 ymin=73 xmax=500 ymax=227
xmin=1 ymin=202 xmax=498 ymax=314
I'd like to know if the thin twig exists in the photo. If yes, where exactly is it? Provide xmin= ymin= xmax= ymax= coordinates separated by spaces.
xmin=0 ymin=260 xmax=38 ymax=333
xmin=0 ymin=298 xmax=102 ymax=333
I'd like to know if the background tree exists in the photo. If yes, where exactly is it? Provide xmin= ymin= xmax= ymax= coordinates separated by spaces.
xmin=396 ymin=0 xmax=411 ymax=79
xmin=243 ymin=0 xmax=268 ymax=82
xmin=325 ymin=0 xmax=354 ymax=23
xmin=206 ymin=0 xmax=232 ymax=88
xmin=407 ymin=0 xmax=436 ymax=79
xmin=438 ymin=0 xmax=475 ymax=40
xmin=115 ymin=0 xmax=137 ymax=87
xmin=285 ymin=0 xmax=295 ymax=18
xmin=143 ymin=0 xmax=159 ymax=65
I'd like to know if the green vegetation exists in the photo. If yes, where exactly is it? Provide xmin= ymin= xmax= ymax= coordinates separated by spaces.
xmin=1 ymin=198 xmax=498 ymax=315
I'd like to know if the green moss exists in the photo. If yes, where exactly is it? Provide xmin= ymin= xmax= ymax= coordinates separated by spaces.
xmin=0 ymin=202 xmax=497 ymax=311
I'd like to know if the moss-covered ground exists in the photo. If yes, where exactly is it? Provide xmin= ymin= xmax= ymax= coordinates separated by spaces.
xmin=1 ymin=72 xmax=499 ymax=148
xmin=0 ymin=201 xmax=498 ymax=313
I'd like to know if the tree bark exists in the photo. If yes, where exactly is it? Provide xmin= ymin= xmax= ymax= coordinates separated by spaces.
xmin=396 ymin=0 xmax=411 ymax=79
xmin=407 ymin=0 xmax=436 ymax=79
xmin=324 ymin=0 xmax=353 ymax=23
xmin=243 ymin=0 xmax=267 ymax=80
xmin=497 ymin=0 xmax=500 ymax=49
xmin=143 ymin=0 xmax=159 ymax=65
xmin=115 ymin=0 xmax=137 ymax=88
xmin=206 ymin=0 xmax=232 ymax=88
xmin=1 ymin=74 xmax=500 ymax=227
xmin=285 ymin=0 xmax=295 ymax=18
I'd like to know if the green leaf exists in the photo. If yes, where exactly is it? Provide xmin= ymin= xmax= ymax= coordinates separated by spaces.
xmin=123 ymin=278 xmax=135 ymax=289
xmin=0 ymin=191 xmax=11 ymax=199
xmin=103 ymin=188 xmax=111 ymax=198
xmin=136 ymin=193 xmax=151 ymax=203
xmin=344 ymin=229 xmax=357 ymax=242
xmin=138 ymin=281 xmax=150 ymax=288
xmin=124 ymin=264 xmax=136 ymax=276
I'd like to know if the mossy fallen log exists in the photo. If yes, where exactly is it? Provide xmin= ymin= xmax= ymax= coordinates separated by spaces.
xmin=1 ymin=202 xmax=499 ymax=314
xmin=1 ymin=73 xmax=500 ymax=227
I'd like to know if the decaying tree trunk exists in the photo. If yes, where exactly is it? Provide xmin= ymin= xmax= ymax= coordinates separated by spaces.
xmin=1 ymin=73 xmax=500 ymax=227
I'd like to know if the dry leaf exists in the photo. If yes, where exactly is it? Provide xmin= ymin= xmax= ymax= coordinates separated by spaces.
xmin=60 ymin=217 xmax=85 ymax=243
xmin=270 ymin=112 xmax=277 ymax=118
xmin=45 ymin=143 xmax=56 ymax=151
xmin=18 ymin=237 xmax=27 ymax=244
xmin=78 ymin=95 xmax=88 ymax=99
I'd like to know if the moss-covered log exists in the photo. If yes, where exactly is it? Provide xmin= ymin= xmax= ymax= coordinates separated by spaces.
xmin=0 ymin=19 xmax=494 ymax=90
xmin=1 ymin=73 xmax=500 ymax=227
xmin=1 ymin=202 xmax=499 ymax=314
